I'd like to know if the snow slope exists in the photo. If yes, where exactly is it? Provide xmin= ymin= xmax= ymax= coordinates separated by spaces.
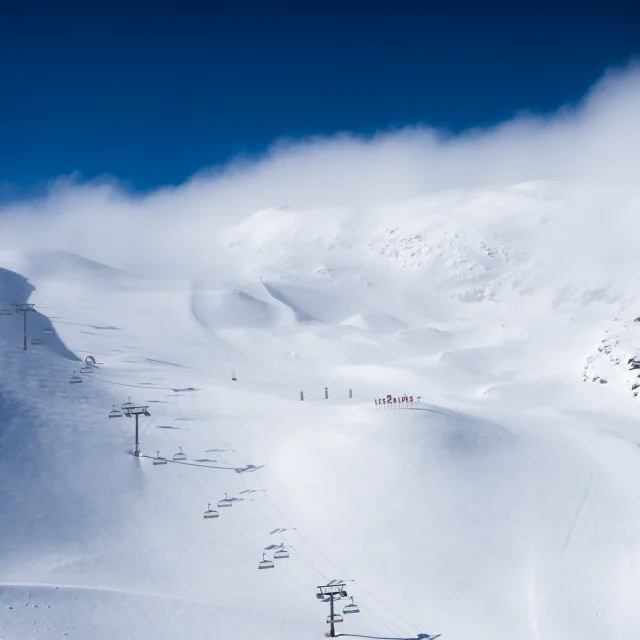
xmin=3 ymin=177 xmax=640 ymax=640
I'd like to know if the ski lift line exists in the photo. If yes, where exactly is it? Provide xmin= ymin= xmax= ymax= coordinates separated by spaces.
xmin=258 ymin=476 xmax=421 ymax=634
xmin=55 ymin=361 xmax=176 ymax=390
xmin=145 ymin=432 xmax=213 ymax=505
xmin=191 ymin=394 xmax=251 ymax=465
xmin=359 ymin=604 xmax=412 ymax=639
xmin=265 ymin=553 xmax=316 ymax=595
xmin=49 ymin=360 xmax=349 ymax=621
xmin=171 ymin=393 xmax=420 ymax=634
xmin=144 ymin=455 xmax=233 ymax=471
xmin=146 ymin=433 xmax=259 ymax=558
xmin=174 ymin=423 xmax=412 ymax=634
xmin=252 ymin=466 xmax=422 ymax=635
xmin=167 ymin=402 xmax=318 ymax=577
xmin=159 ymin=405 xmax=409 ymax=635
xmin=236 ymin=472 xmax=281 ymax=531
xmin=190 ymin=394 xmax=416 ymax=630
xmin=219 ymin=518 xmax=319 ymax=600
xmin=167 ymin=423 xmax=280 ymax=547
xmin=353 ymin=583 xmax=420 ymax=636
xmin=290 ymin=548 xmax=331 ymax=582
xmin=349 ymin=616 xmax=379 ymax=638
xmin=352 ymin=599 xmax=412 ymax=637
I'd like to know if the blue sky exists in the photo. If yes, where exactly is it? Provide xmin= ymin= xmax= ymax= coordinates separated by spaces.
xmin=1 ymin=0 xmax=638 ymax=193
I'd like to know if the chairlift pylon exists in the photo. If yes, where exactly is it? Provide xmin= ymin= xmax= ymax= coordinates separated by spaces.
xmin=258 ymin=553 xmax=275 ymax=570
xmin=69 ymin=372 xmax=83 ymax=384
xmin=204 ymin=503 xmax=219 ymax=519
xmin=273 ymin=545 xmax=290 ymax=560
xmin=109 ymin=405 xmax=123 ymax=418
xmin=153 ymin=451 xmax=167 ymax=466
xmin=217 ymin=492 xmax=233 ymax=508
xmin=172 ymin=447 xmax=187 ymax=461
xmin=343 ymin=597 xmax=360 ymax=614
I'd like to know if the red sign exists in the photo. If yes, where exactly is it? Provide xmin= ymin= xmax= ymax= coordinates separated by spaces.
xmin=375 ymin=394 xmax=414 ymax=407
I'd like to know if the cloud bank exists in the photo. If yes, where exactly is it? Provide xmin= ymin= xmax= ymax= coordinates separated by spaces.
xmin=0 ymin=62 xmax=639 ymax=277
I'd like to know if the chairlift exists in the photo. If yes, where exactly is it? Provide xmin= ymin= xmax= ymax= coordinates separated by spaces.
xmin=80 ymin=365 xmax=93 ymax=374
xmin=326 ymin=614 xmax=344 ymax=624
xmin=108 ymin=405 xmax=123 ymax=418
xmin=69 ymin=372 xmax=83 ymax=384
xmin=152 ymin=451 xmax=167 ymax=466
xmin=42 ymin=327 xmax=54 ymax=335
xmin=343 ymin=597 xmax=360 ymax=614
xmin=0 ymin=307 xmax=12 ymax=316
xmin=204 ymin=503 xmax=219 ymax=519
xmin=258 ymin=553 xmax=275 ymax=570
xmin=217 ymin=492 xmax=233 ymax=508
xmin=31 ymin=334 xmax=44 ymax=346
xmin=122 ymin=397 xmax=134 ymax=411
xmin=273 ymin=546 xmax=290 ymax=560
xmin=172 ymin=447 xmax=187 ymax=461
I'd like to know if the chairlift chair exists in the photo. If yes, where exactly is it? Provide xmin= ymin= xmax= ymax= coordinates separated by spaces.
xmin=343 ymin=598 xmax=360 ymax=614
xmin=69 ymin=372 xmax=83 ymax=384
xmin=326 ymin=614 xmax=344 ymax=624
xmin=0 ymin=307 xmax=12 ymax=316
xmin=80 ymin=365 xmax=93 ymax=374
xmin=153 ymin=451 xmax=167 ymax=465
xmin=42 ymin=327 xmax=54 ymax=334
xmin=109 ymin=405 xmax=123 ymax=418
xmin=204 ymin=503 xmax=219 ymax=519
xmin=172 ymin=447 xmax=187 ymax=461
xmin=31 ymin=334 xmax=44 ymax=346
xmin=258 ymin=553 xmax=275 ymax=570
xmin=217 ymin=492 xmax=233 ymax=508
xmin=122 ymin=397 xmax=135 ymax=411
xmin=273 ymin=546 xmax=290 ymax=560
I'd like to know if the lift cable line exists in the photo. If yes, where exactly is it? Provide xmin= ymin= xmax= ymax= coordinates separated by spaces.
xmin=43 ymin=356 xmax=415 ymax=635
xmin=40 ymin=354 xmax=391 ymax=633
xmin=25 ymin=349 xmax=420 ymax=637
xmin=141 ymin=396 xmax=388 ymax=639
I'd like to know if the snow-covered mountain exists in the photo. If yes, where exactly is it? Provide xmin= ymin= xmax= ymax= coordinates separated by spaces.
xmin=2 ymin=66 xmax=640 ymax=640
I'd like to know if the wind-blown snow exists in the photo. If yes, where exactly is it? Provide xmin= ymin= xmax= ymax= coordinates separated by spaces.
xmin=1 ymin=64 xmax=640 ymax=639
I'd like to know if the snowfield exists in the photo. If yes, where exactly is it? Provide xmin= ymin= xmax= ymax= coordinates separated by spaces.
xmin=3 ymin=67 xmax=640 ymax=639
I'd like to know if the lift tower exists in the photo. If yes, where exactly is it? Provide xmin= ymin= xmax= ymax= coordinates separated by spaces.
xmin=316 ymin=583 xmax=347 ymax=638
xmin=114 ymin=398 xmax=151 ymax=457
xmin=9 ymin=303 xmax=36 ymax=351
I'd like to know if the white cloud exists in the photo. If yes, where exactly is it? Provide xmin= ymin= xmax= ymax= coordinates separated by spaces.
xmin=1 ymin=61 xmax=639 ymax=277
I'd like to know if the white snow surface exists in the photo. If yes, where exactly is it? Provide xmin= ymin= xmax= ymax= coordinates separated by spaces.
xmin=3 ymin=171 xmax=640 ymax=640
